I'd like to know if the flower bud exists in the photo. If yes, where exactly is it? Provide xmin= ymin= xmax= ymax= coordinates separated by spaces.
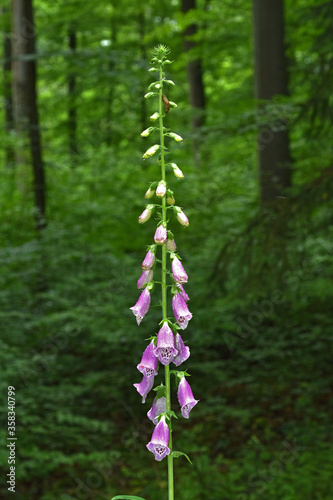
xmin=171 ymin=163 xmax=184 ymax=179
xmin=168 ymin=132 xmax=183 ymax=142
xmin=144 ymin=92 xmax=158 ymax=99
xmin=143 ymin=144 xmax=159 ymax=159
xmin=145 ymin=187 xmax=155 ymax=199
xmin=139 ymin=204 xmax=154 ymax=224
xmin=141 ymin=127 xmax=154 ymax=137
xmin=174 ymin=207 xmax=189 ymax=227
xmin=156 ymin=180 xmax=167 ymax=198
xmin=142 ymin=248 xmax=156 ymax=270
xmin=166 ymin=238 xmax=176 ymax=252
xmin=154 ymin=224 xmax=167 ymax=245
xmin=137 ymin=269 xmax=154 ymax=289
xmin=166 ymin=190 xmax=175 ymax=205
xmin=150 ymin=112 xmax=160 ymax=122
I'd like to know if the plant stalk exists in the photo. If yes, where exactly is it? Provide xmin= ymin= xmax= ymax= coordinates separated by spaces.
xmin=159 ymin=65 xmax=174 ymax=500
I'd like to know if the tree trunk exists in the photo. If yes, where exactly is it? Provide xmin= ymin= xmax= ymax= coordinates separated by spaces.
xmin=3 ymin=6 xmax=15 ymax=168
xmin=11 ymin=0 xmax=46 ymax=230
xmin=68 ymin=25 xmax=78 ymax=159
xmin=253 ymin=0 xmax=292 ymax=203
xmin=181 ymin=0 xmax=206 ymax=130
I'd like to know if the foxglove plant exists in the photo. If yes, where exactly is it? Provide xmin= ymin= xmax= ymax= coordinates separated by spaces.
xmin=113 ymin=45 xmax=198 ymax=500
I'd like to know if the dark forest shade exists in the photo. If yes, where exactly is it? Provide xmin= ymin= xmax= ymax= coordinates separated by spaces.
xmin=181 ymin=0 xmax=206 ymax=129
xmin=253 ymin=0 xmax=292 ymax=203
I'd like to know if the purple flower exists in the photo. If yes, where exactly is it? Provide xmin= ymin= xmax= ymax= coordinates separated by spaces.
xmin=172 ymin=292 xmax=192 ymax=330
xmin=146 ymin=415 xmax=171 ymax=461
xmin=142 ymin=249 xmax=155 ymax=270
xmin=177 ymin=377 xmax=199 ymax=419
xmin=137 ymin=341 xmax=158 ymax=379
xmin=147 ymin=396 xmax=167 ymax=425
xmin=154 ymin=322 xmax=178 ymax=365
xmin=176 ymin=283 xmax=189 ymax=303
xmin=173 ymin=333 xmax=190 ymax=366
xmin=154 ymin=224 xmax=167 ymax=245
xmin=134 ymin=375 xmax=154 ymax=403
xmin=130 ymin=287 xmax=151 ymax=325
xmin=137 ymin=269 xmax=154 ymax=289
xmin=171 ymin=255 xmax=188 ymax=283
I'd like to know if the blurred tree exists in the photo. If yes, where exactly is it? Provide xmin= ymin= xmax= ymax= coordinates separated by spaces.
xmin=11 ymin=0 xmax=46 ymax=229
xmin=253 ymin=0 xmax=291 ymax=203
xmin=2 ymin=5 xmax=15 ymax=168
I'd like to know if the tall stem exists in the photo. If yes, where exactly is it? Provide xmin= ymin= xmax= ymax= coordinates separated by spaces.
xmin=159 ymin=65 xmax=174 ymax=500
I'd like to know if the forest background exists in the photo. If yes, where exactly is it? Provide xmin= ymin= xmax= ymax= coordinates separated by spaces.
xmin=0 ymin=0 xmax=332 ymax=499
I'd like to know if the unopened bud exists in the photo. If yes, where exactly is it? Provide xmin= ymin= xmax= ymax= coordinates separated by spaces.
xmin=156 ymin=180 xmax=167 ymax=198
xmin=168 ymin=132 xmax=183 ymax=142
xmin=166 ymin=239 xmax=177 ymax=252
xmin=171 ymin=163 xmax=184 ymax=179
xmin=143 ymin=144 xmax=159 ymax=159
xmin=166 ymin=190 xmax=175 ymax=205
xmin=150 ymin=112 xmax=160 ymax=122
xmin=154 ymin=224 xmax=167 ymax=245
xmin=139 ymin=204 xmax=154 ymax=224
xmin=144 ymin=92 xmax=157 ymax=99
xmin=174 ymin=206 xmax=189 ymax=227
xmin=141 ymin=127 xmax=154 ymax=137
xmin=145 ymin=187 xmax=155 ymax=199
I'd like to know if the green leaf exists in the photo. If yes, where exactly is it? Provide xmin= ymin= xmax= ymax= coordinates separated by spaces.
xmin=172 ymin=450 xmax=192 ymax=464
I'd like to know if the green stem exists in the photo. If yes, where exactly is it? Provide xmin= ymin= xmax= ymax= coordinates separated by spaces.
xmin=159 ymin=64 xmax=174 ymax=500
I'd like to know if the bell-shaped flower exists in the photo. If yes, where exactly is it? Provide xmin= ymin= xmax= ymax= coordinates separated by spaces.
xmin=137 ymin=341 xmax=158 ymax=379
xmin=176 ymin=283 xmax=189 ymax=303
xmin=173 ymin=333 xmax=190 ymax=366
xmin=137 ymin=269 xmax=154 ymax=289
xmin=154 ymin=322 xmax=178 ymax=365
xmin=130 ymin=287 xmax=151 ymax=325
xmin=171 ymin=255 xmax=188 ymax=283
xmin=134 ymin=374 xmax=154 ymax=403
xmin=147 ymin=396 xmax=167 ymax=425
xmin=142 ymin=249 xmax=155 ymax=270
xmin=139 ymin=204 xmax=154 ymax=224
xmin=177 ymin=377 xmax=199 ymax=419
xmin=146 ymin=415 xmax=171 ymax=461
xmin=154 ymin=224 xmax=167 ymax=245
xmin=172 ymin=292 xmax=192 ymax=330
